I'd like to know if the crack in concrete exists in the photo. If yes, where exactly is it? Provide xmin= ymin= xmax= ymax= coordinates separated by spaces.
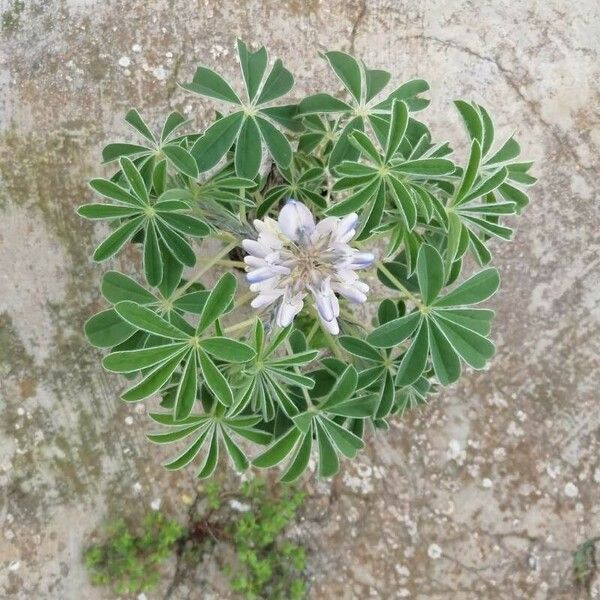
xmin=394 ymin=33 xmax=595 ymax=188
xmin=349 ymin=0 xmax=367 ymax=55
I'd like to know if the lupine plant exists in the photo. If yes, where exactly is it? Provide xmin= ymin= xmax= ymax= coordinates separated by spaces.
xmin=78 ymin=41 xmax=535 ymax=481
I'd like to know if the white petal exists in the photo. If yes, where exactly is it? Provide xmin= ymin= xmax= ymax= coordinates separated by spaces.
xmin=278 ymin=200 xmax=315 ymax=242
xmin=349 ymin=251 xmax=375 ymax=269
xmin=319 ymin=314 xmax=340 ymax=335
xmin=337 ymin=213 xmax=358 ymax=242
xmin=246 ymin=267 xmax=277 ymax=284
xmin=276 ymin=293 xmax=304 ymax=327
xmin=242 ymin=239 xmax=270 ymax=258
xmin=312 ymin=278 xmax=339 ymax=322
xmin=333 ymin=283 xmax=367 ymax=304
xmin=251 ymin=290 xmax=283 ymax=308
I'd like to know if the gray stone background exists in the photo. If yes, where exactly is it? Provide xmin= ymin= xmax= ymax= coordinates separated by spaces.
xmin=0 ymin=0 xmax=599 ymax=598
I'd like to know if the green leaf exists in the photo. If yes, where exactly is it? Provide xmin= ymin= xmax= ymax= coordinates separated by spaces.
xmin=315 ymin=420 xmax=339 ymax=477
xmin=298 ymin=93 xmax=351 ymax=115
xmin=454 ymin=100 xmax=483 ymax=143
xmin=280 ymin=431 xmax=312 ymax=483
xmin=320 ymin=365 xmax=358 ymax=410
xmin=378 ymin=299 xmax=398 ymax=325
xmin=395 ymin=320 xmax=429 ymax=386
xmin=161 ymin=111 xmax=187 ymax=142
xmin=198 ymin=337 xmax=256 ymax=362
xmin=325 ymin=177 xmax=379 ymax=217
xmin=125 ymin=109 xmax=155 ymax=143
xmin=323 ymin=51 xmax=362 ymax=102
xmin=122 ymin=352 xmax=186 ymax=401
xmin=486 ymin=136 xmax=520 ymax=165
xmin=416 ymin=244 xmax=444 ymax=305
xmin=268 ymin=349 xmax=319 ymax=367
xmin=237 ymin=39 xmax=267 ymax=101
xmin=197 ymin=428 xmax=219 ymax=479
xmin=197 ymin=272 xmax=237 ymax=333
xmin=327 ymin=392 xmax=378 ymax=418
xmin=77 ymin=204 xmax=141 ymax=220
xmin=197 ymin=348 xmax=233 ymax=406
xmin=328 ymin=117 xmax=363 ymax=168
xmin=434 ymin=268 xmax=500 ymax=307
xmin=163 ymin=427 xmax=211 ymax=470
xmin=175 ymin=353 xmax=198 ymax=420
xmin=376 ymin=371 xmax=394 ymax=418
xmin=256 ymin=58 xmax=294 ymax=105
xmin=338 ymin=336 xmax=382 ymax=362
xmin=385 ymin=99 xmax=409 ymax=161
xmin=102 ymin=271 xmax=156 ymax=304
xmin=89 ymin=178 xmax=142 ymax=206
xmin=387 ymin=176 xmax=417 ymax=230
xmin=182 ymin=66 xmax=240 ymax=103
xmin=120 ymin=157 xmax=149 ymax=203
xmin=102 ymin=143 xmax=150 ymax=163
xmin=93 ymin=216 xmax=143 ymax=262
xmin=191 ymin=111 xmax=244 ymax=172
xmin=454 ymin=140 xmax=482 ymax=204
xmin=460 ymin=167 xmax=508 ymax=204
xmin=115 ymin=301 xmax=189 ymax=339
xmin=162 ymin=144 xmax=199 ymax=178
xmin=319 ymin=416 xmax=363 ymax=459
xmin=367 ymin=312 xmax=421 ymax=348
xmin=427 ymin=319 xmax=461 ymax=385
xmin=221 ymin=428 xmax=248 ymax=472
xmin=393 ymin=158 xmax=455 ymax=176
xmin=259 ymin=104 xmax=301 ymax=131
xmin=102 ymin=343 xmax=188 ymax=373
xmin=235 ymin=117 xmax=262 ymax=178
xmin=433 ymin=313 xmax=495 ymax=369
xmin=434 ymin=308 xmax=493 ymax=336
xmin=156 ymin=221 xmax=196 ymax=267
xmin=256 ymin=116 xmax=292 ymax=167
xmin=253 ymin=427 xmax=302 ymax=469
xmin=143 ymin=222 xmax=163 ymax=287
xmin=381 ymin=79 xmax=430 ymax=111
xmin=84 ymin=308 xmax=135 ymax=348
xmin=365 ymin=69 xmax=391 ymax=102
xmin=157 ymin=212 xmax=210 ymax=238
xmin=173 ymin=291 xmax=209 ymax=314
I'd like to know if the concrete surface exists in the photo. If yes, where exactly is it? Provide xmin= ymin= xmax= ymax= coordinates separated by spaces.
xmin=1 ymin=0 xmax=599 ymax=598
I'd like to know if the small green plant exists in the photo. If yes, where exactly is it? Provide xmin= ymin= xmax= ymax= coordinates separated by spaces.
xmin=84 ymin=478 xmax=307 ymax=598
xmin=225 ymin=479 xmax=306 ymax=600
xmin=78 ymin=39 xmax=535 ymax=481
xmin=84 ymin=511 xmax=183 ymax=595
xmin=573 ymin=537 xmax=599 ymax=596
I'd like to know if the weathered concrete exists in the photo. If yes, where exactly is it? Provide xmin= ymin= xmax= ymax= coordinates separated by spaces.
xmin=0 ymin=1 xmax=599 ymax=598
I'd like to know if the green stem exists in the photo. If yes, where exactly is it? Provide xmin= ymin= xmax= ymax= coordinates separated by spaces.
xmin=173 ymin=240 xmax=239 ymax=299
xmin=375 ymin=261 xmax=423 ymax=308
xmin=284 ymin=339 xmax=312 ymax=406
xmin=223 ymin=317 xmax=255 ymax=335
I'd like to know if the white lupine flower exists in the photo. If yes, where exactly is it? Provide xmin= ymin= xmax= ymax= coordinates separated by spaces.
xmin=242 ymin=200 xmax=375 ymax=334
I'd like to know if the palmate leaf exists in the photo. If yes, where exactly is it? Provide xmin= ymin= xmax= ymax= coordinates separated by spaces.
xmin=368 ymin=245 xmax=500 ymax=385
xmin=253 ymin=366 xmax=370 ymax=481
xmin=96 ymin=273 xmax=254 ymax=415
xmin=101 ymin=109 xmax=196 ymax=181
xmin=298 ymin=50 xmax=430 ymax=167
xmin=147 ymin=406 xmax=271 ymax=478
xmin=182 ymin=40 xmax=297 ymax=178
xmin=78 ymin=158 xmax=210 ymax=285
xmin=327 ymin=108 xmax=454 ymax=236
xmin=84 ymin=269 xmax=201 ymax=348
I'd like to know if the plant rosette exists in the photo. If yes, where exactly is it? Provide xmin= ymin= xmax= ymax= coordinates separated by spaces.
xmin=78 ymin=40 xmax=535 ymax=482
